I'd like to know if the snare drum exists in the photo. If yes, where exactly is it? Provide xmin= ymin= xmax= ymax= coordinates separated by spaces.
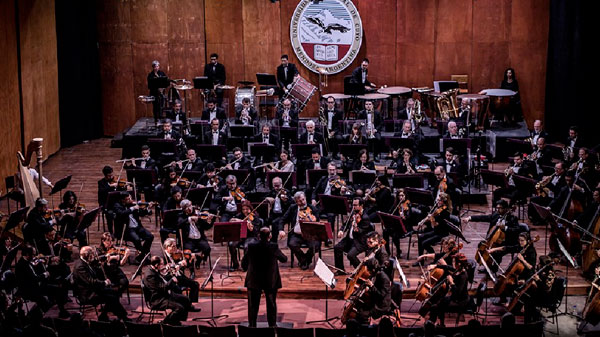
xmin=235 ymin=86 xmax=256 ymax=106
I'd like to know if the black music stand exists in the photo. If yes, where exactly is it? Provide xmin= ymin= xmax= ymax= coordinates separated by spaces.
xmin=148 ymin=138 xmax=177 ymax=156
xmin=377 ymin=211 xmax=410 ymax=258
xmin=405 ymin=188 xmax=435 ymax=207
xmin=256 ymin=73 xmax=277 ymax=87
xmin=186 ymin=187 xmax=213 ymax=209
xmin=300 ymin=221 xmax=332 ymax=276
xmin=292 ymin=143 xmax=322 ymax=160
xmin=349 ymin=170 xmax=377 ymax=185
xmin=506 ymin=138 xmax=534 ymax=155
xmin=266 ymin=172 xmax=295 ymax=190
xmin=384 ymin=137 xmax=415 ymax=152
xmin=77 ymin=207 xmax=101 ymax=233
xmin=229 ymin=125 xmax=256 ymax=138
xmin=531 ymin=202 xmax=554 ymax=255
xmin=193 ymin=76 xmax=212 ymax=90
xmin=442 ymin=138 xmax=471 ymax=157
xmin=193 ymin=257 xmax=227 ymax=326
xmin=393 ymin=174 xmax=425 ymax=189
xmin=1 ymin=207 xmax=29 ymax=233
xmin=339 ymin=144 xmax=368 ymax=160
xmin=513 ymin=175 xmax=537 ymax=197
xmin=126 ymin=169 xmax=158 ymax=188
xmin=195 ymin=144 xmax=226 ymax=162
xmin=249 ymin=143 xmax=277 ymax=161
xmin=443 ymin=219 xmax=469 ymax=243
xmin=318 ymin=194 xmax=350 ymax=243
xmin=480 ymin=169 xmax=508 ymax=203
xmin=50 ymin=175 xmax=72 ymax=196
xmin=190 ymin=120 xmax=209 ymax=136
xmin=276 ymin=126 xmax=299 ymax=147
xmin=213 ymin=222 xmax=243 ymax=284
xmin=307 ymin=169 xmax=327 ymax=187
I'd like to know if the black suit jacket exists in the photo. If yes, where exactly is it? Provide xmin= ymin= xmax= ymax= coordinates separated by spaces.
xmin=278 ymin=204 xmax=320 ymax=234
xmin=276 ymin=63 xmax=299 ymax=90
xmin=15 ymin=257 xmax=45 ymax=298
xmin=234 ymin=106 xmax=258 ymax=123
xmin=470 ymin=212 xmax=521 ymax=243
xmin=242 ymin=240 xmax=287 ymax=290
xmin=147 ymin=70 xmax=167 ymax=96
xmin=299 ymin=131 xmax=325 ymax=145
xmin=253 ymin=133 xmax=280 ymax=149
xmin=201 ymin=107 xmax=227 ymax=123
xmin=98 ymin=178 xmax=115 ymax=207
xmin=132 ymin=158 xmax=157 ymax=172
xmin=143 ymin=266 xmax=178 ymax=308
xmin=112 ymin=202 xmax=150 ymax=234
xmin=203 ymin=62 xmax=226 ymax=85
xmin=203 ymin=130 xmax=228 ymax=146
xmin=180 ymin=158 xmax=204 ymax=172
xmin=342 ymin=212 xmax=374 ymax=245
xmin=350 ymin=66 xmax=371 ymax=86
xmin=177 ymin=213 xmax=213 ymax=241
xmin=275 ymin=108 xmax=299 ymax=127
xmin=323 ymin=109 xmax=343 ymax=132
xmin=304 ymin=157 xmax=330 ymax=171
xmin=357 ymin=110 xmax=383 ymax=130
xmin=25 ymin=208 xmax=53 ymax=243
xmin=72 ymin=258 xmax=106 ymax=303
xmin=159 ymin=130 xmax=182 ymax=142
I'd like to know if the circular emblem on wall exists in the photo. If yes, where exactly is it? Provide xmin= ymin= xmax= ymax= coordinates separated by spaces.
xmin=290 ymin=0 xmax=363 ymax=74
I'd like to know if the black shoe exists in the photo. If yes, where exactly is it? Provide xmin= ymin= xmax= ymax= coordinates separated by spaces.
xmin=58 ymin=310 xmax=71 ymax=319
xmin=98 ymin=314 xmax=109 ymax=322
xmin=300 ymin=261 xmax=310 ymax=270
xmin=189 ymin=305 xmax=202 ymax=312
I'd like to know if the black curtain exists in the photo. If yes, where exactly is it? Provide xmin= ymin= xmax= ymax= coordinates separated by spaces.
xmin=545 ymin=1 xmax=594 ymax=148
xmin=55 ymin=0 xmax=103 ymax=147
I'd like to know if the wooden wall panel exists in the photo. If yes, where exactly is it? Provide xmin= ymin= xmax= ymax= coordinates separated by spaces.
xmin=19 ymin=0 xmax=60 ymax=158
xmin=433 ymin=0 xmax=472 ymax=80
xmin=0 ymin=0 xmax=22 ymax=192
xmin=242 ymin=0 xmax=282 ymax=82
xmin=130 ymin=0 xmax=168 ymax=43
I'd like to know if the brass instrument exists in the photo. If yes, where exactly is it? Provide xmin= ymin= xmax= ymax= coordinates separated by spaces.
xmin=405 ymin=160 xmax=416 ymax=174
xmin=535 ymin=173 xmax=555 ymax=197
xmin=529 ymin=149 xmax=540 ymax=162
xmin=504 ymin=164 xmax=515 ymax=177
xmin=562 ymin=145 xmax=573 ymax=161
xmin=240 ymin=108 xmax=251 ymax=125
xmin=412 ymin=99 xmax=424 ymax=125
xmin=436 ymin=89 xmax=459 ymax=121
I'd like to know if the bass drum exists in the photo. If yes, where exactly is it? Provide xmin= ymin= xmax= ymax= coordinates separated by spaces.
xmin=234 ymin=86 xmax=256 ymax=106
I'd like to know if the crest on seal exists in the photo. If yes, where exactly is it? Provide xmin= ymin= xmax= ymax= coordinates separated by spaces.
xmin=290 ymin=0 xmax=363 ymax=74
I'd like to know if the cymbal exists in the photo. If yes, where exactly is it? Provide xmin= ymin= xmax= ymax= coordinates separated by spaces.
xmin=238 ymin=80 xmax=255 ymax=86
xmin=216 ymin=85 xmax=235 ymax=90
xmin=174 ymin=84 xmax=194 ymax=90
xmin=137 ymin=95 xmax=155 ymax=103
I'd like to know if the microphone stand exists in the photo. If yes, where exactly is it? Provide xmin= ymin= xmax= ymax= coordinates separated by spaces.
xmin=193 ymin=257 xmax=227 ymax=326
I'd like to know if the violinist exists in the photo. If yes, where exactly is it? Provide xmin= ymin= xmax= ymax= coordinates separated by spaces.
xmin=113 ymin=192 xmax=155 ymax=264
xmin=73 ymin=246 xmax=130 ymax=321
xmin=432 ymin=166 xmax=458 ymax=212
xmin=23 ymin=198 xmax=55 ymax=256
xmin=155 ymin=167 xmax=178 ymax=207
xmin=436 ymin=147 xmax=466 ymax=179
xmin=415 ymin=237 xmax=459 ymax=267
xmin=278 ymin=191 xmax=320 ymax=270
xmin=364 ymin=175 xmax=393 ymax=223
xmin=163 ymin=238 xmax=201 ymax=305
xmin=487 ymin=233 xmax=537 ymax=305
xmin=265 ymin=177 xmax=292 ymax=239
xmin=416 ymin=193 xmax=452 ymax=258
xmin=97 ymin=232 xmax=130 ymax=295
xmin=215 ymin=175 xmax=245 ymax=222
xmin=334 ymin=198 xmax=374 ymax=271
xmin=353 ymin=258 xmax=392 ymax=324
xmin=163 ymin=186 xmax=183 ymax=211
xmin=178 ymin=200 xmax=213 ymax=266
xmin=57 ymin=190 xmax=87 ymax=247
xmin=143 ymin=256 xmax=194 ymax=326
xmin=528 ymin=162 xmax=566 ymax=226
xmin=228 ymin=200 xmax=261 ymax=271
xmin=198 ymin=163 xmax=224 ymax=192
xmin=426 ymin=253 xmax=470 ymax=327
xmin=97 ymin=165 xmax=124 ymax=210
xmin=311 ymin=163 xmax=343 ymax=207
xmin=396 ymin=148 xmax=418 ymax=174
xmin=384 ymin=188 xmax=412 ymax=257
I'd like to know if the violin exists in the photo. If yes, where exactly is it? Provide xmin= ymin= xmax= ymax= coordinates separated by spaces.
xmin=329 ymin=177 xmax=347 ymax=189
xmin=278 ymin=189 xmax=289 ymax=202
xmin=107 ymin=246 xmax=128 ymax=258
xmin=417 ymin=205 xmax=447 ymax=231
xmin=298 ymin=207 xmax=317 ymax=222
xmin=171 ymin=249 xmax=193 ymax=264
xmin=230 ymin=187 xmax=245 ymax=201
xmin=438 ymin=177 xmax=448 ymax=193
xmin=111 ymin=176 xmax=130 ymax=189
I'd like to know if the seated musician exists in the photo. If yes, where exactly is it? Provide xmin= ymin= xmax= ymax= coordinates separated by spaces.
xmin=431 ymin=166 xmax=459 ymax=211
xmin=528 ymin=161 xmax=566 ymax=226
xmin=204 ymin=118 xmax=228 ymax=146
xmin=437 ymin=147 xmax=466 ymax=180
xmin=566 ymin=125 xmax=583 ymax=150
xmin=346 ymin=123 xmax=366 ymax=145
xmin=353 ymin=258 xmax=392 ymax=324
xmin=215 ymin=175 xmax=246 ymax=222
xmin=575 ymin=188 xmax=600 ymax=261
xmin=266 ymin=177 xmax=292 ymax=237
xmin=163 ymin=186 xmax=183 ymax=211
xmin=311 ymin=163 xmax=344 ymax=236
xmin=24 ymin=198 xmax=56 ymax=255
xmin=278 ymin=191 xmax=320 ymax=270
xmin=520 ymin=255 xmax=557 ymax=323
xmin=529 ymin=137 xmax=553 ymax=178
xmin=254 ymin=124 xmax=280 ymax=163
xmin=530 ymin=119 xmax=549 ymax=148
xmin=396 ymin=148 xmax=418 ymax=174
xmin=166 ymin=99 xmax=186 ymax=123
xmin=384 ymin=188 xmax=412 ymax=257
xmin=416 ymin=237 xmax=459 ymax=267
xmin=226 ymin=147 xmax=253 ymax=170
xmin=358 ymin=100 xmax=383 ymax=159
xmin=15 ymin=245 xmax=70 ymax=318
xmin=364 ymin=175 xmax=393 ymax=223
xmin=124 ymin=144 xmax=157 ymax=172
xmin=456 ymin=99 xmax=471 ymax=123
xmin=155 ymin=167 xmax=178 ymax=206
xmin=159 ymin=118 xmax=182 ymax=142
xmin=57 ymin=190 xmax=87 ymax=247
xmin=97 ymin=232 xmax=130 ymax=295
xmin=163 ymin=238 xmax=202 ymax=304
xmin=235 ymin=97 xmax=258 ymax=125
xmin=398 ymin=98 xmax=417 ymax=121
xmin=173 ymin=148 xmax=203 ymax=172
xmin=571 ymin=147 xmax=598 ymax=187
xmin=143 ymin=256 xmax=194 ymax=325
xmin=487 ymin=232 xmax=537 ymax=305
xmin=299 ymin=120 xmax=324 ymax=145
xmin=201 ymin=99 xmax=227 ymax=125
xmin=397 ymin=120 xmax=415 ymax=139
xmin=492 ymin=152 xmax=534 ymax=206
xmin=352 ymin=149 xmax=376 ymax=173
xmin=113 ymin=192 xmax=154 ymax=263
xmin=98 ymin=165 xmax=121 ymax=210
xmin=350 ymin=58 xmax=376 ymax=92
xmin=267 ymin=149 xmax=295 ymax=172
xmin=178 ymin=199 xmax=213 ymax=265
xmin=548 ymin=170 xmax=587 ymax=215
xmin=323 ymin=95 xmax=344 ymax=155
xmin=305 ymin=148 xmax=329 ymax=171
xmin=416 ymin=193 xmax=452 ymax=259
xmin=334 ymin=198 xmax=374 ymax=271
xmin=275 ymin=98 xmax=298 ymax=127
xmin=228 ymin=200 xmax=261 ymax=271
xmin=444 ymin=121 xmax=462 ymax=139
xmin=426 ymin=253 xmax=471 ymax=327
xmin=73 ymin=246 xmax=130 ymax=321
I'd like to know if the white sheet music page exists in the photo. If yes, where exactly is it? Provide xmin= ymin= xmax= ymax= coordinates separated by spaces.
xmin=314 ymin=258 xmax=337 ymax=288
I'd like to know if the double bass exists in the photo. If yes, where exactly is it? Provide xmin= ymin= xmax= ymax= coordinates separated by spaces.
xmin=583 ymin=276 xmax=600 ymax=325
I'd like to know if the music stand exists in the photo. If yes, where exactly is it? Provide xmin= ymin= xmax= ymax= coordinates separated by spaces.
xmin=404 ymin=187 xmax=435 ymax=207
xmin=384 ymin=137 xmax=415 ymax=152
xmin=277 ymin=126 xmax=300 ymax=148
xmin=506 ymin=138 xmax=533 ymax=155
xmin=1 ymin=207 xmax=29 ymax=233
xmin=249 ymin=143 xmax=277 ymax=161
xmin=193 ymin=76 xmax=212 ymax=90
xmin=377 ymin=212 xmax=409 ymax=258
xmin=256 ymin=73 xmax=277 ymax=87
xmin=512 ymin=175 xmax=537 ymax=197
xmin=318 ymin=194 xmax=350 ymax=243
xmin=126 ymin=169 xmax=158 ymax=188
xmin=76 ymin=207 xmax=101 ymax=233
xmin=307 ymin=169 xmax=327 ymax=187
xmin=193 ymin=257 xmax=227 ymax=326
xmin=442 ymin=138 xmax=471 ymax=157
xmin=339 ymin=144 xmax=368 ymax=159
xmin=392 ymin=174 xmax=425 ymax=189
xmin=229 ymin=125 xmax=256 ymax=138
xmin=306 ymin=258 xmax=339 ymax=328
xmin=194 ymin=144 xmax=226 ymax=162
xmin=50 ymin=175 xmax=72 ymax=195
xmin=147 ymin=138 xmax=177 ymax=156
xmin=531 ymin=202 xmax=553 ymax=255
xmin=292 ymin=143 xmax=321 ymax=161
xmin=480 ymin=169 xmax=508 ymax=211
xmin=190 ymin=120 xmax=209 ymax=136
xmin=349 ymin=170 xmax=377 ymax=185
xmin=266 ymin=172 xmax=295 ymax=190
xmin=213 ymin=222 xmax=243 ymax=284
xmin=186 ymin=187 xmax=213 ymax=209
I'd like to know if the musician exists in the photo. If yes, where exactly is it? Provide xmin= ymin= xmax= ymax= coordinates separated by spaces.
xmin=56 ymin=190 xmax=87 ymax=247
xmin=275 ymin=98 xmax=298 ymax=128
xmin=492 ymin=152 xmax=534 ymax=205
xmin=358 ymin=100 xmax=383 ymax=159
xmin=148 ymin=60 xmax=167 ymax=122
xmin=98 ymin=165 xmax=119 ymax=209
xmin=396 ymin=148 xmax=418 ymax=174
xmin=265 ymin=177 xmax=292 ymax=237
xmin=427 ymin=253 xmax=471 ymax=327
xmin=225 ymin=147 xmax=251 ymax=171
xmin=159 ymin=118 xmax=182 ymax=143
xmin=334 ymin=198 xmax=374 ymax=271
xmin=124 ymin=145 xmax=158 ymax=172
xmin=500 ymin=68 xmax=521 ymax=124
xmin=350 ymin=58 xmax=376 ymax=91
xmin=143 ymin=256 xmax=194 ymax=325
xmin=549 ymin=170 xmax=587 ymax=216
xmin=352 ymin=149 xmax=376 ymax=172
xmin=304 ymin=148 xmax=329 ymax=171
xmin=416 ymin=193 xmax=452 ymax=257
xmin=530 ymin=120 xmax=549 ymax=148
xmin=235 ymin=97 xmax=258 ymax=125
xmin=156 ymin=167 xmax=178 ymax=204
xmin=178 ymin=200 xmax=213 ymax=264
xmin=444 ymin=121 xmax=461 ymax=139
xmin=572 ymin=147 xmax=598 ymax=187
xmin=163 ymin=186 xmax=183 ymax=211
xmin=456 ymin=99 xmax=471 ymax=123
xmin=431 ymin=166 xmax=457 ymax=206
xmin=437 ymin=147 xmax=466 ymax=179
xmin=398 ymin=120 xmax=415 ymax=139
xmin=215 ymin=175 xmax=245 ymax=222
xmin=530 ymin=137 xmax=553 ymax=177
xmin=566 ymin=125 xmax=583 ymax=149
xmin=528 ymin=161 xmax=566 ymax=226
xmin=276 ymin=54 xmax=298 ymax=96
xmin=364 ymin=175 xmax=393 ymax=223
xmin=163 ymin=238 xmax=202 ymax=303
xmin=575 ymin=188 xmax=600 ymax=235
xmin=311 ymin=163 xmax=341 ymax=207
xmin=73 ymin=246 xmax=130 ymax=321
xmin=521 ymin=255 xmax=557 ymax=323
xmin=299 ymin=120 xmax=325 ymax=145
xmin=166 ymin=100 xmax=186 ymax=124
xmin=415 ymin=237 xmax=459 ymax=266
xmin=268 ymin=149 xmax=294 ymax=173
xmin=201 ymin=99 xmax=227 ymax=126
xmin=204 ymin=53 xmax=226 ymax=106
xmin=113 ymin=192 xmax=154 ymax=263
xmin=385 ymin=188 xmax=412 ymax=257
xmin=228 ymin=200 xmax=261 ymax=271
xmin=242 ymin=227 xmax=287 ymax=327
xmin=278 ymin=191 xmax=320 ymax=270
xmin=203 ymin=118 xmax=228 ymax=147
xmin=398 ymin=98 xmax=416 ymax=121
xmin=323 ymin=95 xmax=344 ymax=154
xmin=96 ymin=232 xmax=130 ymax=295
xmin=354 ymin=258 xmax=392 ymax=323
xmin=24 ymin=198 xmax=55 ymax=255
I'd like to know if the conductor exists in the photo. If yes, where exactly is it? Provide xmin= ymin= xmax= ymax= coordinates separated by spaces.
xmin=242 ymin=227 xmax=288 ymax=327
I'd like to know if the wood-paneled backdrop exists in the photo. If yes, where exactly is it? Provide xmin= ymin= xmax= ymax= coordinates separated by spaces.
xmin=0 ymin=0 xmax=60 ymax=192
xmin=98 ymin=0 xmax=549 ymax=136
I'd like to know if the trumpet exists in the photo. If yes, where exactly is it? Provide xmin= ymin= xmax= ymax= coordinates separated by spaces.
xmin=535 ymin=173 xmax=555 ymax=197
xmin=504 ymin=164 xmax=515 ymax=177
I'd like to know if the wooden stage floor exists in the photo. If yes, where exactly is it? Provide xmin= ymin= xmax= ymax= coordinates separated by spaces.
xmin=1 ymin=138 xmax=592 ymax=325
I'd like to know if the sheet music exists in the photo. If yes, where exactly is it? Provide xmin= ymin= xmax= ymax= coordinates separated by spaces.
xmin=556 ymin=238 xmax=578 ymax=268
xmin=394 ymin=257 xmax=409 ymax=288
xmin=314 ymin=258 xmax=337 ymax=289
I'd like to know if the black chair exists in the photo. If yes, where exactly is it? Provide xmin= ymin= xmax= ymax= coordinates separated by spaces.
xmin=124 ymin=321 xmax=162 ymax=337
xmin=276 ymin=327 xmax=314 ymax=337
xmin=89 ymin=319 xmax=126 ymax=337
xmin=541 ymin=276 xmax=567 ymax=335
xmin=290 ymin=242 xmax=322 ymax=268
xmin=314 ymin=328 xmax=346 ymax=337
xmin=71 ymin=286 xmax=101 ymax=317
xmin=238 ymin=325 xmax=276 ymax=337
xmin=140 ymin=280 xmax=166 ymax=323
xmin=198 ymin=325 xmax=237 ymax=337
xmin=162 ymin=323 xmax=200 ymax=337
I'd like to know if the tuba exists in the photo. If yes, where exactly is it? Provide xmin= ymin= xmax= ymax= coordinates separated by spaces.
xmin=436 ymin=89 xmax=459 ymax=121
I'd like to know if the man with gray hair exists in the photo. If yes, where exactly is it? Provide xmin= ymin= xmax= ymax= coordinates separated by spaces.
xmin=147 ymin=60 xmax=168 ymax=123
xmin=278 ymin=191 xmax=321 ymax=270
xmin=177 ymin=199 xmax=213 ymax=262
xmin=215 ymin=175 xmax=245 ymax=222
xmin=299 ymin=120 xmax=325 ymax=148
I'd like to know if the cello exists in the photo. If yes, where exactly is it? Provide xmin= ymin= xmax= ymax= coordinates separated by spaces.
xmin=583 ymin=275 xmax=600 ymax=325
xmin=343 ymin=239 xmax=386 ymax=299
xmin=475 ymin=215 xmax=508 ymax=267
xmin=582 ymin=208 xmax=600 ymax=273
xmin=506 ymin=261 xmax=555 ymax=312
xmin=494 ymin=235 xmax=539 ymax=296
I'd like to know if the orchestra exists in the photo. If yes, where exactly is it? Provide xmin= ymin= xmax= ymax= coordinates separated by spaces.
xmin=2 ymin=55 xmax=600 ymax=335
